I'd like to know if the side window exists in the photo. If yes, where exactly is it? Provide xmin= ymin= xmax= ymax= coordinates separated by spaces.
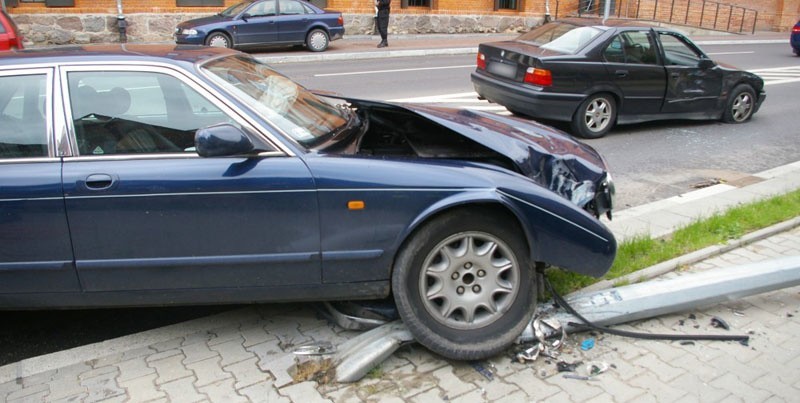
xmin=659 ymin=33 xmax=703 ymax=66
xmin=603 ymin=36 xmax=626 ymax=63
xmin=0 ymin=74 xmax=48 ymax=158
xmin=279 ymin=0 xmax=306 ymax=15
xmin=620 ymin=31 xmax=658 ymax=65
xmin=68 ymin=71 xmax=239 ymax=156
xmin=248 ymin=0 xmax=276 ymax=17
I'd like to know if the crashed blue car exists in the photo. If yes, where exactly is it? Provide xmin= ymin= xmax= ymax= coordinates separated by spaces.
xmin=0 ymin=45 xmax=614 ymax=360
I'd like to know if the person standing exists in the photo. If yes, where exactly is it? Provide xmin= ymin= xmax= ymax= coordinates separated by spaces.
xmin=375 ymin=0 xmax=390 ymax=48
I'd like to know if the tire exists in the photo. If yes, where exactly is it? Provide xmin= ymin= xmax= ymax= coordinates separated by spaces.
xmin=306 ymin=29 xmax=329 ymax=52
xmin=570 ymin=93 xmax=616 ymax=139
xmin=392 ymin=209 xmax=536 ymax=360
xmin=722 ymin=84 xmax=756 ymax=123
xmin=205 ymin=32 xmax=232 ymax=48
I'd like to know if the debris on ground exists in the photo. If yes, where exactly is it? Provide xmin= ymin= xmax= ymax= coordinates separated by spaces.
xmin=710 ymin=316 xmax=730 ymax=330
xmin=580 ymin=338 xmax=595 ymax=351
xmin=556 ymin=360 xmax=582 ymax=373
xmin=470 ymin=361 xmax=494 ymax=381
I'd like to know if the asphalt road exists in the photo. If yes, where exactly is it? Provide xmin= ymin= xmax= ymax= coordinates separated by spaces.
xmin=2 ymin=42 xmax=798 ymax=366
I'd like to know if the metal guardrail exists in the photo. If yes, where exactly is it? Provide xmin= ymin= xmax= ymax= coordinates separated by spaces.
xmin=554 ymin=0 xmax=758 ymax=34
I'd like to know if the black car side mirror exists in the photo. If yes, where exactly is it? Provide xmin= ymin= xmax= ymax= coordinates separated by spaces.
xmin=698 ymin=58 xmax=715 ymax=69
xmin=195 ymin=123 xmax=256 ymax=157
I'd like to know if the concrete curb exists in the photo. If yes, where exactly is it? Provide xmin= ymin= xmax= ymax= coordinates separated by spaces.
xmin=578 ymin=216 xmax=800 ymax=294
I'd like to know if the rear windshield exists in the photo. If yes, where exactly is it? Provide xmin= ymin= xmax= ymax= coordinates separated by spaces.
xmin=517 ymin=23 xmax=602 ymax=54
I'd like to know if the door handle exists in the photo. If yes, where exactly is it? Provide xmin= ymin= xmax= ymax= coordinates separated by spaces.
xmin=615 ymin=70 xmax=628 ymax=78
xmin=84 ymin=174 xmax=115 ymax=190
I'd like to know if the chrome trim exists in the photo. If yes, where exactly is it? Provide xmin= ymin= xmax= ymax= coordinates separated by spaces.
xmin=0 ymin=197 xmax=64 ymax=203
xmin=498 ymin=190 xmax=610 ymax=243
xmin=61 ymin=150 xmax=286 ymax=162
xmin=56 ymin=62 xmax=293 ymax=157
xmin=0 ymin=157 xmax=60 ymax=164
xmin=65 ymin=189 xmax=317 ymax=200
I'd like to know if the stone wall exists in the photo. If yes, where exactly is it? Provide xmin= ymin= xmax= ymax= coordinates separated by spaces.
xmin=12 ymin=13 xmax=541 ymax=47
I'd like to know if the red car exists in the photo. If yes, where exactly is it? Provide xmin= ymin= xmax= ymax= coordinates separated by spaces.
xmin=0 ymin=9 xmax=24 ymax=51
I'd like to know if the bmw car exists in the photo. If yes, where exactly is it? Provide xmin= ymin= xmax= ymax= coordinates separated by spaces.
xmin=175 ymin=0 xmax=344 ymax=52
xmin=0 ymin=45 xmax=614 ymax=360
xmin=472 ymin=19 xmax=766 ymax=138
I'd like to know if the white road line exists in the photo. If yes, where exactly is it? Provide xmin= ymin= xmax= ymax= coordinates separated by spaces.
xmin=707 ymin=51 xmax=755 ymax=55
xmin=314 ymin=64 xmax=473 ymax=77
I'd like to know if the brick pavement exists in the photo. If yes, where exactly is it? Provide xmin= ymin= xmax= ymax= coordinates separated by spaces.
xmin=1 ymin=226 xmax=798 ymax=402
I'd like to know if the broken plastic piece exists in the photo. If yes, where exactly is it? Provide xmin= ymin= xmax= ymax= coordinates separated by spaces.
xmin=710 ymin=316 xmax=730 ymax=330
xmin=470 ymin=361 xmax=494 ymax=381
xmin=586 ymin=361 xmax=609 ymax=375
xmin=556 ymin=360 xmax=581 ymax=372
xmin=580 ymin=338 xmax=595 ymax=351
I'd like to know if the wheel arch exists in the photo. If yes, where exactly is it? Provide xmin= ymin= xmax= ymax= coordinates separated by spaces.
xmin=391 ymin=193 xmax=539 ymax=276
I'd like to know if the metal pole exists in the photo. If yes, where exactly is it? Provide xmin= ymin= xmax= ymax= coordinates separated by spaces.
xmin=752 ymin=10 xmax=758 ymax=34
xmin=684 ymin=0 xmax=690 ymax=25
xmin=713 ymin=3 xmax=719 ymax=30
xmin=668 ymin=0 xmax=674 ymax=23
xmin=738 ymin=8 xmax=745 ymax=33
xmin=603 ymin=0 xmax=611 ymax=22
xmin=653 ymin=0 xmax=658 ymax=20
xmin=726 ymin=5 xmax=732 ymax=32
xmin=700 ymin=1 xmax=706 ymax=28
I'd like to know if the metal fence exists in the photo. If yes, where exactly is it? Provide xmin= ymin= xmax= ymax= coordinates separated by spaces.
xmin=553 ymin=0 xmax=758 ymax=34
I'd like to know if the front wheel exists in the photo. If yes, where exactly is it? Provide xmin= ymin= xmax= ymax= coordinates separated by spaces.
xmin=571 ymin=93 xmax=616 ymax=139
xmin=306 ymin=29 xmax=329 ymax=52
xmin=205 ymin=32 xmax=232 ymax=48
xmin=392 ymin=209 xmax=535 ymax=360
xmin=722 ymin=84 xmax=756 ymax=123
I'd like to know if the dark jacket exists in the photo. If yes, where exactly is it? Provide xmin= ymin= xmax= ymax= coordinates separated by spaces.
xmin=377 ymin=0 xmax=390 ymax=17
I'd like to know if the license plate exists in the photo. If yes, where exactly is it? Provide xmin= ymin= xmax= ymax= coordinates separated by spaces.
xmin=487 ymin=61 xmax=517 ymax=79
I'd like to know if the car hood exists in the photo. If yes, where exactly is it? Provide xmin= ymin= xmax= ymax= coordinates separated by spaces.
xmin=178 ymin=14 xmax=229 ymax=29
xmin=340 ymin=98 xmax=612 ymax=216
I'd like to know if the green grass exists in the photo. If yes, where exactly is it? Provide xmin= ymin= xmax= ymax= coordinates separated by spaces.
xmin=546 ymin=189 xmax=800 ymax=295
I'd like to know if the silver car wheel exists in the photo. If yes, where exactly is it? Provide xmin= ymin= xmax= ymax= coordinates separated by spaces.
xmin=731 ymin=92 xmax=754 ymax=122
xmin=307 ymin=29 xmax=329 ymax=52
xmin=419 ymin=231 xmax=520 ymax=330
xmin=584 ymin=98 xmax=612 ymax=133
xmin=207 ymin=34 xmax=230 ymax=48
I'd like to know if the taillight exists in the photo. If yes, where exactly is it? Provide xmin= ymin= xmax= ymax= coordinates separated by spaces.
xmin=477 ymin=53 xmax=486 ymax=70
xmin=793 ymin=25 xmax=800 ymax=33
xmin=338 ymin=15 xmax=344 ymax=26
xmin=524 ymin=67 xmax=552 ymax=86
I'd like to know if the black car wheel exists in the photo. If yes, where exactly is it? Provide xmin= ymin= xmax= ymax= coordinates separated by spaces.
xmin=306 ymin=29 xmax=329 ymax=52
xmin=571 ymin=93 xmax=616 ymax=139
xmin=205 ymin=32 xmax=232 ymax=48
xmin=392 ymin=208 xmax=535 ymax=360
xmin=722 ymin=84 xmax=756 ymax=123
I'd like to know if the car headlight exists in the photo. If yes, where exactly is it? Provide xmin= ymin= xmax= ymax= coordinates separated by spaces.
xmin=179 ymin=28 xmax=198 ymax=35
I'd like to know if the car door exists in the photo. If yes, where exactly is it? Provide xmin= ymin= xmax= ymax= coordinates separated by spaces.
xmin=658 ymin=31 xmax=723 ymax=114
xmin=601 ymin=30 xmax=666 ymax=117
xmin=60 ymin=66 xmax=321 ymax=294
xmin=0 ymin=69 xmax=80 ymax=296
xmin=276 ymin=0 xmax=311 ymax=44
xmin=233 ymin=0 xmax=278 ymax=46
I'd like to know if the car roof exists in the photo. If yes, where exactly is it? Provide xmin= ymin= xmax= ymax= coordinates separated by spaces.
xmin=0 ymin=44 xmax=240 ymax=67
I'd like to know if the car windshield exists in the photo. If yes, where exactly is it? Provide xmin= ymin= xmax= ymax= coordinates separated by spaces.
xmin=201 ymin=54 xmax=348 ymax=148
xmin=517 ymin=23 xmax=602 ymax=54
xmin=220 ymin=1 xmax=253 ymax=17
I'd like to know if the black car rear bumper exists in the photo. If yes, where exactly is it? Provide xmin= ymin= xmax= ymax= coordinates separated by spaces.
xmin=471 ymin=70 xmax=585 ymax=122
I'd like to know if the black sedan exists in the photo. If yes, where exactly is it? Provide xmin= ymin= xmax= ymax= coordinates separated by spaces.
xmin=472 ymin=19 xmax=766 ymax=138
xmin=175 ymin=0 xmax=344 ymax=52
xmin=0 ymin=45 xmax=614 ymax=360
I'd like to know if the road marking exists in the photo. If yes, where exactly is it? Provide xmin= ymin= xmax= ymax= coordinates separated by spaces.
xmin=707 ymin=51 xmax=755 ymax=55
xmin=750 ymin=66 xmax=800 ymax=86
xmin=389 ymin=92 xmax=511 ymax=115
xmin=314 ymin=64 xmax=473 ymax=77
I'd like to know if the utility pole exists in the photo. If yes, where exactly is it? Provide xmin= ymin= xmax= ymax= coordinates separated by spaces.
xmin=603 ymin=0 xmax=611 ymax=23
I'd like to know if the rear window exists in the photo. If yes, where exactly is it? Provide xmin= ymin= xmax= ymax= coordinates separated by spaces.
xmin=517 ymin=23 xmax=602 ymax=54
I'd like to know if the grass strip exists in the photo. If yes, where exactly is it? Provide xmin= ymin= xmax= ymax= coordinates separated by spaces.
xmin=547 ymin=188 xmax=800 ymax=295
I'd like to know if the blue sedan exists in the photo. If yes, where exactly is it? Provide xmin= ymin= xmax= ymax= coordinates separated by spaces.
xmin=0 ymin=45 xmax=614 ymax=360
xmin=792 ymin=20 xmax=800 ymax=56
xmin=175 ymin=0 xmax=344 ymax=52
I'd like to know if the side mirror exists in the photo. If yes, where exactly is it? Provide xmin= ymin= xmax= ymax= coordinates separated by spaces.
xmin=698 ymin=58 xmax=715 ymax=69
xmin=241 ymin=13 xmax=251 ymax=21
xmin=195 ymin=123 xmax=256 ymax=157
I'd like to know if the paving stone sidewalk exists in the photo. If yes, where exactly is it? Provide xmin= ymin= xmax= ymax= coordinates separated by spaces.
xmin=1 ymin=226 xmax=798 ymax=402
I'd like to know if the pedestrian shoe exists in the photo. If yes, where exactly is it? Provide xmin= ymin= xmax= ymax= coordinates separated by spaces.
xmin=377 ymin=41 xmax=387 ymax=48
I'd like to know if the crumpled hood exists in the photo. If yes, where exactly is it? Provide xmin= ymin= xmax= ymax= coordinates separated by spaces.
xmin=345 ymin=97 xmax=611 ymax=214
